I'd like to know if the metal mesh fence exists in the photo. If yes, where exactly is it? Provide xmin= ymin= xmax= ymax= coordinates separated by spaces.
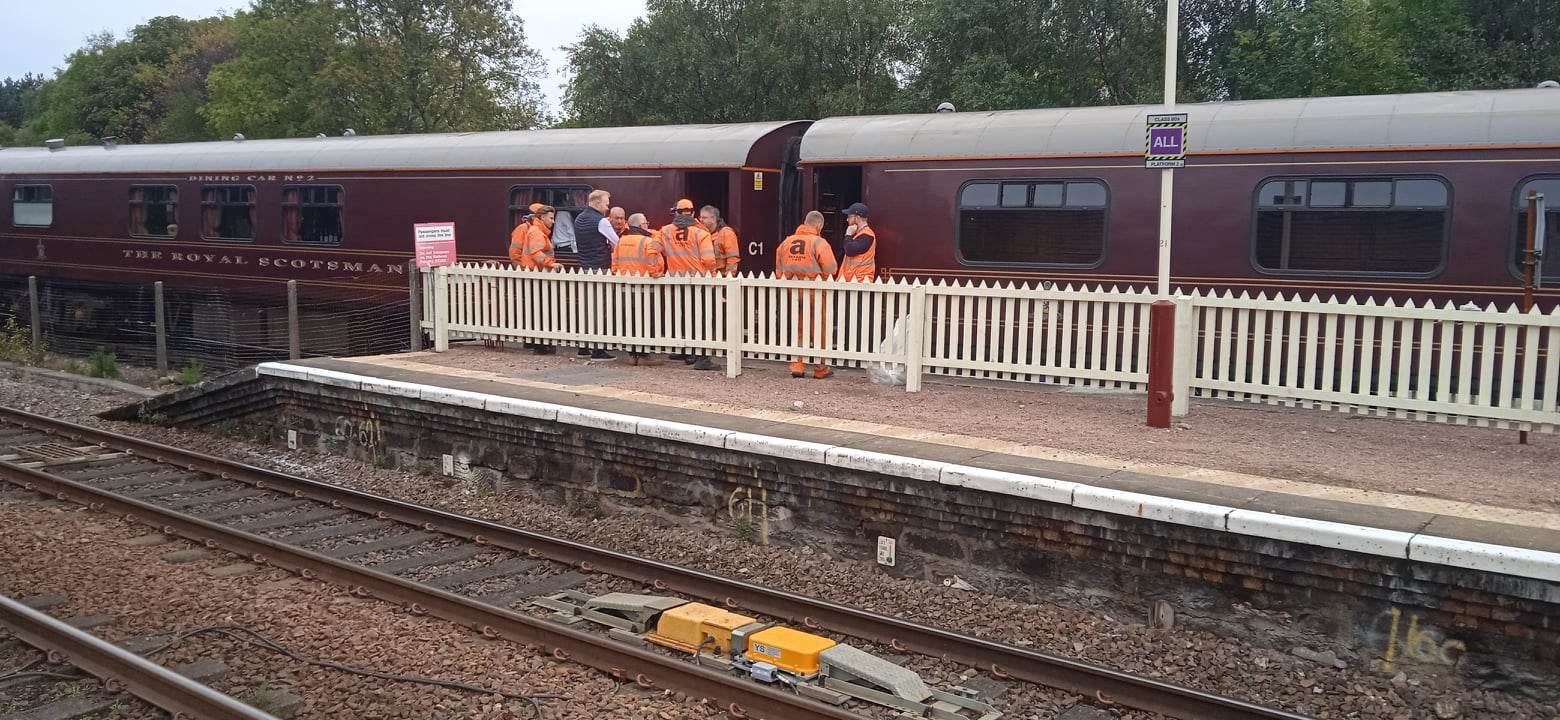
xmin=0 ymin=276 xmax=27 ymax=329
xmin=0 ymin=273 xmax=412 ymax=373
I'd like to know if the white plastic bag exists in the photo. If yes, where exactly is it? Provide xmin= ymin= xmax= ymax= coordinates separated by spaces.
xmin=869 ymin=315 xmax=909 ymax=386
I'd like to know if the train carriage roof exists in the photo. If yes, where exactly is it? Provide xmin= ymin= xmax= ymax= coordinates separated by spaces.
xmin=800 ymin=88 xmax=1560 ymax=163
xmin=0 ymin=121 xmax=809 ymax=175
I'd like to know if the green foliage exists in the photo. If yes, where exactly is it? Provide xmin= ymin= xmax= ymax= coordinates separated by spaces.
xmin=177 ymin=359 xmax=206 ymax=385
xmin=206 ymin=0 xmax=546 ymax=138
xmin=0 ymin=74 xmax=45 ymax=129
xmin=86 ymin=348 xmax=120 ymax=379
xmin=34 ymin=19 xmax=214 ymax=143
xmin=0 ymin=317 xmax=44 ymax=364
xmin=8 ymin=1 xmax=545 ymax=145
xmin=5 ymin=1 xmax=1560 ymax=140
xmin=562 ymin=0 xmax=910 ymax=127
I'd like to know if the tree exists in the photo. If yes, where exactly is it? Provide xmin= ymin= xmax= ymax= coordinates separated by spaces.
xmin=204 ymin=0 xmax=340 ymax=138
xmin=1221 ymin=0 xmax=1415 ymax=99
xmin=206 ymin=0 xmax=546 ymax=138
xmin=561 ymin=0 xmax=908 ymax=127
xmin=0 ymin=74 xmax=46 ymax=129
xmin=32 ymin=18 xmax=209 ymax=144
xmin=150 ymin=17 xmax=240 ymax=141
xmin=902 ymin=0 xmax=1165 ymax=112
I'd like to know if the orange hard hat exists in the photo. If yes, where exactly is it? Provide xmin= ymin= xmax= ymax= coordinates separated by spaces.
xmin=528 ymin=202 xmax=544 ymax=214
xmin=674 ymin=198 xmax=695 ymax=211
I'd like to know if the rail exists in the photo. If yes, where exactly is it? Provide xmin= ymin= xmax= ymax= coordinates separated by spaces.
xmin=0 ymin=593 xmax=279 ymax=720
xmin=0 ymin=406 xmax=1309 ymax=720
xmin=420 ymin=264 xmax=1560 ymax=431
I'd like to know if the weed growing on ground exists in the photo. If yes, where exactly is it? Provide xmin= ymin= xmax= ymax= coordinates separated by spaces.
xmin=0 ymin=317 xmax=44 ymax=364
xmin=177 ymin=358 xmax=205 ymax=385
xmin=729 ymin=516 xmax=759 ymax=543
xmin=86 ymin=348 xmax=120 ymax=379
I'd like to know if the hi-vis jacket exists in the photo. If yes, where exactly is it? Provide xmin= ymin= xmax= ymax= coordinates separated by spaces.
xmin=837 ymin=225 xmax=877 ymax=281
xmin=612 ymin=228 xmax=666 ymax=277
xmin=509 ymin=220 xmax=556 ymax=270
xmin=659 ymin=223 xmax=717 ymax=275
xmin=708 ymin=223 xmax=741 ymax=276
xmin=775 ymin=224 xmax=838 ymax=280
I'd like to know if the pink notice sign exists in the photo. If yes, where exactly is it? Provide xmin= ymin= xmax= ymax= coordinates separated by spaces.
xmin=414 ymin=222 xmax=457 ymax=268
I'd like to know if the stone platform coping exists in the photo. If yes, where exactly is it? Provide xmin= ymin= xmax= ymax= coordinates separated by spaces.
xmin=255 ymin=360 xmax=1560 ymax=585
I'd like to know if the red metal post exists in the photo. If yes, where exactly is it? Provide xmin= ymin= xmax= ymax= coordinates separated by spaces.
xmin=1147 ymin=299 xmax=1176 ymax=428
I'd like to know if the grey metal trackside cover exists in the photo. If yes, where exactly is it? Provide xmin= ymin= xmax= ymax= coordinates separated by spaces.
xmin=800 ymin=88 xmax=1560 ymax=163
xmin=0 ymin=121 xmax=807 ymax=175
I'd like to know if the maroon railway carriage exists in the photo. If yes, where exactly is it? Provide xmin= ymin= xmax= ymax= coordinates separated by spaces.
xmin=799 ymin=88 xmax=1560 ymax=309
xmin=0 ymin=121 xmax=808 ymax=363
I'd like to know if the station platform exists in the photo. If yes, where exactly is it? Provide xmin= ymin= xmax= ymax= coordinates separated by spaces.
xmin=109 ymin=343 xmax=1560 ymax=684
xmin=257 ymin=346 xmax=1560 ymax=574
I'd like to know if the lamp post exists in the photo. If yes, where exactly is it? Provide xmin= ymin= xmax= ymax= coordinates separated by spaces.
xmin=1156 ymin=0 xmax=1180 ymax=298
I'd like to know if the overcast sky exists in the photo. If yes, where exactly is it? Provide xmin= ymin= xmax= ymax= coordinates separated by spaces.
xmin=0 ymin=0 xmax=647 ymax=112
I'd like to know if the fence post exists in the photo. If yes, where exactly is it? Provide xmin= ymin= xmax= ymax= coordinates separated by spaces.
xmin=432 ymin=265 xmax=450 ymax=352
xmin=905 ymin=284 xmax=927 ymax=392
xmin=287 ymin=279 xmax=301 ymax=360
xmin=153 ymin=281 xmax=168 ymax=371
xmin=724 ymin=277 xmax=744 ymax=378
xmin=1171 ymin=295 xmax=1193 ymax=417
xmin=27 ymin=275 xmax=40 ymax=351
xmin=408 ymin=261 xmax=424 ymax=352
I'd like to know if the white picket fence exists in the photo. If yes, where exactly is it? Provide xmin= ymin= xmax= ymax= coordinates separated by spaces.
xmin=1188 ymin=293 xmax=1560 ymax=430
xmin=421 ymin=263 xmax=1560 ymax=432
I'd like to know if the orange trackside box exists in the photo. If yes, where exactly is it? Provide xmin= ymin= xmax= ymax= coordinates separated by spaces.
xmin=646 ymin=602 xmax=757 ymax=656
xmin=742 ymin=626 xmax=836 ymax=676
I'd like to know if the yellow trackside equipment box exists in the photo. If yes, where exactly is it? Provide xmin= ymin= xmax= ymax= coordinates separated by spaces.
xmin=742 ymin=626 xmax=836 ymax=676
xmin=645 ymin=602 xmax=757 ymax=656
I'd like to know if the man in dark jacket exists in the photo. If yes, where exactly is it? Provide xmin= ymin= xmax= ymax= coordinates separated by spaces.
xmin=574 ymin=189 xmax=617 ymax=270
xmin=572 ymin=189 xmax=618 ymax=359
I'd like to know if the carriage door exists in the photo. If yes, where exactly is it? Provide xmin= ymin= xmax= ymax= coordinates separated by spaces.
xmin=684 ymin=171 xmax=730 ymax=219
xmin=815 ymin=165 xmax=862 ymax=257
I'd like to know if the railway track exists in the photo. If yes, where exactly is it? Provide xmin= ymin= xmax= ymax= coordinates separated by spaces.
xmin=0 ymin=592 xmax=276 ymax=720
xmin=0 ymin=406 xmax=1311 ymax=720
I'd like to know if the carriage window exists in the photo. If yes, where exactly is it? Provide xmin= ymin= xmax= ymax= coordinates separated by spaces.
xmin=1254 ymin=177 xmax=1448 ymax=276
xmin=509 ymin=185 xmax=590 ymax=252
xmin=957 ymin=180 xmax=1107 ymax=266
xmin=130 ymin=185 xmax=178 ymax=237
xmin=201 ymin=185 xmax=255 ymax=241
xmin=283 ymin=185 xmax=343 ymax=245
xmin=1514 ymin=177 xmax=1560 ymax=283
xmin=11 ymin=185 xmax=52 ymax=227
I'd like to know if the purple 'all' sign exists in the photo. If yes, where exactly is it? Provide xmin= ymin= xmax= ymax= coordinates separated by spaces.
xmin=1149 ymin=126 xmax=1184 ymax=156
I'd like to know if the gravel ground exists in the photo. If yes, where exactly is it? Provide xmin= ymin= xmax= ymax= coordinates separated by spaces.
xmin=409 ymin=346 xmax=1560 ymax=514
xmin=0 ymin=621 xmax=160 ymax=719
xmin=0 ymin=373 xmax=1549 ymax=719
xmin=0 ymin=498 xmax=726 ymax=719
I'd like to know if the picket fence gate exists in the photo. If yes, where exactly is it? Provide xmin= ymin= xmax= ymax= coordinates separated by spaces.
xmin=421 ymin=263 xmax=1560 ymax=432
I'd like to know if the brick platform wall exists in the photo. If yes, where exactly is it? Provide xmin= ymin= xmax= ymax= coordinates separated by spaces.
xmin=151 ymin=374 xmax=1560 ymax=697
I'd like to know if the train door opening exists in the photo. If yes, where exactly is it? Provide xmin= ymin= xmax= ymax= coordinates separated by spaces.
xmin=815 ymin=166 xmax=862 ymax=253
xmin=778 ymin=137 xmax=804 ymax=239
xmin=685 ymin=171 xmax=730 ymax=218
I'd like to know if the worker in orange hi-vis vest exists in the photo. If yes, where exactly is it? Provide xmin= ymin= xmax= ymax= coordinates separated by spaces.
xmin=507 ymin=202 xmax=545 ymax=266
xmin=613 ymin=213 xmax=667 ymax=366
xmin=836 ymin=202 xmax=876 ymax=282
xmin=613 ymin=213 xmax=666 ymax=277
xmin=659 ymin=198 xmax=720 ymax=371
xmin=775 ymin=211 xmax=839 ymax=379
xmin=700 ymin=205 xmax=741 ymax=276
xmin=513 ymin=204 xmax=558 ymax=270
xmin=660 ymin=199 xmax=717 ymax=275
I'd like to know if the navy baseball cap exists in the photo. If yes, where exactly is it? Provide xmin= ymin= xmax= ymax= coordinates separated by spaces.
xmin=843 ymin=202 xmax=869 ymax=218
